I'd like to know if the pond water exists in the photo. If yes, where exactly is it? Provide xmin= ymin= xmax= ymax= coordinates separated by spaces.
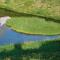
xmin=0 ymin=25 xmax=60 ymax=45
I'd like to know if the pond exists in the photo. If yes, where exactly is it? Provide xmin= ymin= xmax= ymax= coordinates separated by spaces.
xmin=0 ymin=25 xmax=60 ymax=45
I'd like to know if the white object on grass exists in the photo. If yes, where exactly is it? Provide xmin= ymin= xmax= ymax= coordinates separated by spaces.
xmin=0 ymin=16 xmax=11 ymax=27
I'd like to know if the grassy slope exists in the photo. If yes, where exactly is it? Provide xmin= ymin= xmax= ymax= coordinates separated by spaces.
xmin=0 ymin=0 xmax=60 ymax=19
xmin=0 ymin=39 xmax=60 ymax=60
xmin=0 ymin=0 xmax=60 ymax=35
xmin=7 ymin=17 xmax=60 ymax=35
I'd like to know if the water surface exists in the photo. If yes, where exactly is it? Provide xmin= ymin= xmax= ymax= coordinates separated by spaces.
xmin=0 ymin=26 xmax=60 ymax=45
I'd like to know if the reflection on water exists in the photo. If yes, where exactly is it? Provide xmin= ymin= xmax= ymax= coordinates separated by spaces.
xmin=0 ymin=25 xmax=60 ymax=45
xmin=0 ymin=25 xmax=7 ymax=37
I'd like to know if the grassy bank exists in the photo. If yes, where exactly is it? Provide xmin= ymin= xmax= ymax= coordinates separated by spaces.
xmin=0 ymin=0 xmax=60 ymax=20
xmin=0 ymin=39 xmax=60 ymax=60
xmin=6 ymin=17 xmax=60 ymax=35
xmin=0 ymin=0 xmax=60 ymax=35
xmin=0 ymin=8 xmax=60 ymax=35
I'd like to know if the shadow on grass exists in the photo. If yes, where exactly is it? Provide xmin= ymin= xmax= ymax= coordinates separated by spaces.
xmin=0 ymin=8 xmax=60 ymax=23
xmin=0 ymin=40 xmax=60 ymax=60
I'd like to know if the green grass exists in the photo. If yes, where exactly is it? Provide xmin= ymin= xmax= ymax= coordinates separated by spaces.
xmin=6 ymin=17 xmax=60 ymax=35
xmin=0 ymin=0 xmax=60 ymax=59
xmin=0 ymin=39 xmax=60 ymax=51
xmin=22 ymin=39 xmax=60 ymax=49
xmin=0 ymin=8 xmax=60 ymax=35
xmin=0 ymin=39 xmax=60 ymax=60
xmin=0 ymin=44 xmax=14 ymax=52
xmin=0 ymin=0 xmax=60 ymax=35
xmin=0 ymin=0 xmax=60 ymax=19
